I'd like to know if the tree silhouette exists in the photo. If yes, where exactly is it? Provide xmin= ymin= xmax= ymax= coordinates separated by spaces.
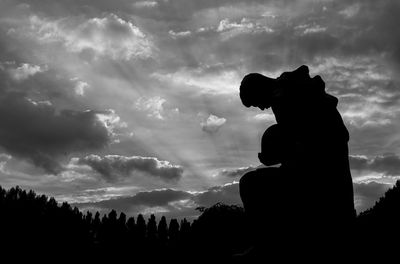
xmin=168 ymin=218 xmax=180 ymax=245
xmin=158 ymin=215 xmax=168 ymax=245
xmin=126 ymin=215 xmax=136 ymax=240
xmin=136 ymin=213 xmax=147 ymax=242
xmin=147 ymin=214 xmax=158 ymax=242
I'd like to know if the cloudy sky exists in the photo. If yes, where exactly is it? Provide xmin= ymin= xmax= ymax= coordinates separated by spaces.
xmin=0 ymin=0 xmax=399 ymax=219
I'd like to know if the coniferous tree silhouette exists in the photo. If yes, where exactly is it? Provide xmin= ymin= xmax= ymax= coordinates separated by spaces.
xmin=356 ymin=181 xmax=400 ymax=256
xmin=126 ymin=215 xmax=136 ymax=243
xmin=147 ymin=214 xmax=158 ymax=241
xmin=136 ymin=213 xmax=146 ymax=240
xmin=168 ymin=218 xmax=180 ymax=246
xmin=179 ymin=218 xmax=191 ymax=242
xmin=158 ymin=215 xmax=168 ymax=245
xmin=93 ymin=211 xmax=101 ymax=242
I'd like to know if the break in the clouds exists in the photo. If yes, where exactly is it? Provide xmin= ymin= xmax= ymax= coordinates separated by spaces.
xmin=79 ymin=155 xmax=184 ymax=183
xmin=0 ymin=0 xmax=400 ymax=218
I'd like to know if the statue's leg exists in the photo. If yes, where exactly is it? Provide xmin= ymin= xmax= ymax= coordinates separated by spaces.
xmin=239 ymin=168 xmax=281 ymax=249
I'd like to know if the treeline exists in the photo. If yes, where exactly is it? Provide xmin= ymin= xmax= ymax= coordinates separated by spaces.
xmin=3 ymin=182 xmax=400 ymax=260
xmin=356 ymin=180 xmax=400 ymax=255
xmin=358 ymin=180 xmax=400 ymax=220
xmin=0 ymin=186 xmax=250 ymax=261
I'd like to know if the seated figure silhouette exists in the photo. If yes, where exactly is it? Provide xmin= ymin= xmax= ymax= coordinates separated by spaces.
xmin=239 ymin=124 xmax=290 ymax=252
xmin=239 ymin=65 xmax=356 ymax=258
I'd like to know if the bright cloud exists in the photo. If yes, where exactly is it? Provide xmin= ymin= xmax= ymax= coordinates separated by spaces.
xmin=200 ymin=114 xmax=227 ymax=133
xmin=252 ymin=113 xmax=276 ymax=123
xmin=135 ymin=96 xmax=167 ymax=119
xmin=96 ymin=109 xmax=128 ymax=140
xmin=8 ymin=63 xmax=46 ymax=81
xmin=169 ymin=30 xmax=192 ymax=39
xmin=72 ymin=79 xmax=89 ymax=96
xmin=339 ymin=4 xmax=361 ymax=18
xmin=133 ymin=1 xmax=159 ymax=8
xmin=152 ymin=68 xmax=242 ymax=95
xmin=303 ymin=25 xmax=327 ymax=34
xmin=28 ymin=14 xmax=153 ymax=60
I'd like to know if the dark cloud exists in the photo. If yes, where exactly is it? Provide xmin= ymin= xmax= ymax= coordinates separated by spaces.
xmin=0 ymin=45 xmax=124 ymax=175
xmin=352 ymin=1 xmax=400 ymax=68
xmin=194 ymin=182 xmax=242 ymax=207
xmin=370 ymin=154 xmax=400 ymax=176
xmin=350 ymin=154 xmax=400 ymax=176
xmin=353 ymin=181 xmax=391 ymax=213
xmin=349 ymin=155 xmax=369 ymax=171
xmin=347 ymin=119 xmax=400 ymax=156
xmin=74 ymin=188 xmax=193 ymax=212
xmin=79 ymin=154 xmax=184 ymax=182
xmin=0 ymin=92 xmax=109 ymax=174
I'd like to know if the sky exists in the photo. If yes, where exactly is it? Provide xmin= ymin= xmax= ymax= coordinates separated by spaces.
xmin=0 ymin=0 xmax=400 ymax=220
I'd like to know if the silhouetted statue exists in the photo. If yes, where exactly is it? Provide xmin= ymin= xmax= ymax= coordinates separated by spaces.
xmin=239 ymin=65 xmax=356 ymax=258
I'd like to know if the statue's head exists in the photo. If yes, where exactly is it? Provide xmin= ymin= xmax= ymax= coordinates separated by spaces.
xmin=239 ymin=73 xmax=276 ymax=110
